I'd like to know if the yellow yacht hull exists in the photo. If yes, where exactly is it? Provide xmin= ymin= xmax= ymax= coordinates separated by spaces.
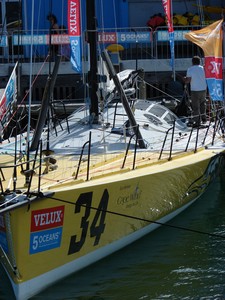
xmin=0 ymin=148 xmax=224 ymax=299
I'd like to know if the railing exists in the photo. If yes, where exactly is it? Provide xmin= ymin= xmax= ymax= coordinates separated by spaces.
xmin=158 ymin=108 xmax=225 ymax=161
xmin=1 ymin=108 xmax=225 ymax=190
xmin=158 ymin=124 xmax=175 ymax=160
xmin=75 ymin=131 xmax=91 ymax=181
xmin=97 ymin=25 xmax=207 ymax=62
xmin=122 ymin=126 xmax=139 ymax=170
xmin=154 ymin=25 xmax=205 ymax=59
xmin=0 ymin=150 xmax=41 ymax=196
xmin=1 ymin=25 xmax=223 ymax=64
xmin=51 ymin=100 xmax=70 ymax=135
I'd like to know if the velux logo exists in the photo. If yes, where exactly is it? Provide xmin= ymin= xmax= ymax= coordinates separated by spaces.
xmin=208 ymin=61 xmax=222 ymax=75
xmin=31 ymin=206 xmax=65 ymax=232
xmin=205 ymin=57 xmax=223 ymax=79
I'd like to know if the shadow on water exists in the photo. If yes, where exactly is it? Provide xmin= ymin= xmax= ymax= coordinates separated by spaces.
xmin=1 ymin=174 xmax=225 ymax=300
xmin=0 ymin=264 xmax=15 ymax=300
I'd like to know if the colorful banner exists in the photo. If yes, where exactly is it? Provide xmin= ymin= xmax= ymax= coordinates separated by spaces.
xmin=185 ymin=19 xmax=224 ymax=101
xmin=68 ymin=0 xmax=82 ymax=73
xmin=162 ymin=0 xmax=173 ymax=33
xmin=0 ymin=62 xmax=17 ymax=125
xmin=162 ymin=0 xmax=175 ymax=73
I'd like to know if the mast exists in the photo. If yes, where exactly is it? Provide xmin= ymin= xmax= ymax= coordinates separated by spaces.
xmin=86 ymin=0 xmax=99 ymax=123
xmin=30 ymin=0 xmax=60 ymax=151
xmin=30 ymin=55 xmax=61 ymax=152
xmin=102 ymin=50 xmax=146 ymax=149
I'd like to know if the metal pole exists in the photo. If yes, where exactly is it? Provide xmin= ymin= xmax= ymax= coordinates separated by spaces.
xmin=25 ymin=0 xmax=34 ymax=185
xmin=1 ymin=0 xmax=8 ymax=60
xmin=27 ymin=0 xmax=34 ymax=147
xmin=170 ymin=0 xmax=175 ymax=81
xmin=86 ymin=0 xmax=99 ymax=123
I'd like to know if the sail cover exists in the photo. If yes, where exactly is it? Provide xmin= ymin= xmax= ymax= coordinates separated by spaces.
xmin=68 ymin=0 xmax=82 ymax=73
xmin=185 ymin=19 xmax=224 ymax=101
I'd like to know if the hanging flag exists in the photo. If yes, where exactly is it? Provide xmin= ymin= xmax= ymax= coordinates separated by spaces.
xmin=162 ymin=0 xmax=175 ymax=73
xmin=0 ymin=62 xmax=17 ymax=126
xmin=185 ymin=19 xmax=224 ymax=101
xmin=68 ymin=0 xmax=82 ymax=73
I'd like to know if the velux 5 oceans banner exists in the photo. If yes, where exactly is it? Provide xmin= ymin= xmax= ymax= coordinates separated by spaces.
xmin=185 ymin=19 xmax=224 ymax=101
xmin=68 ymin=0 xmax=82 ymax=73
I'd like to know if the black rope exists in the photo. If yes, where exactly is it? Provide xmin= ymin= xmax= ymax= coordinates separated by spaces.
xmin=49 ymin=196 xmax=225 ymax=240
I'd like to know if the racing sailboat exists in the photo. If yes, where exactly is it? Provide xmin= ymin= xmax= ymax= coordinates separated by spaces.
xmin=0 ymin=1 xmax=225 ymax=299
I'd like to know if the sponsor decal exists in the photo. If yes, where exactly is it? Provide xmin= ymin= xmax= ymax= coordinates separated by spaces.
xmin=68 ymin=190 xmax=109 ymax=255
xmin=117 ymin=184 xmax=142 ymax=208
xmin=46 ymin=34 xmax=70 ymax=45
xmin=205 ymin=57 xmax=223 ymax=79
xmin=13 ymin=34 xmax=70 ymax=46
xmin=13 ymin=34 xmax=47 ymax=46
xmin=98 ymin=31 xmax=151 ymax=44
xmin=30 ymin=228 xmax=63 ymax=254
xmin=30 ymin=206 xmax=64 ymax=254
xmin=98 ymin=32 xmax=117 ymax=43
xmin=157 ymin=30 xmax=189 ymax=41
xmin=118 ymin=32 xmax=151 ymax=44
xmin=31 ymin=206 xmax=64 ymax=231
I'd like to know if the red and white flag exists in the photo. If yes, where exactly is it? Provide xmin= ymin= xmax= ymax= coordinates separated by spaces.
xmin=162 ymin=0 xmax=175 ymax=73
xmin=68 ymin=0 xmax=82 ymax=73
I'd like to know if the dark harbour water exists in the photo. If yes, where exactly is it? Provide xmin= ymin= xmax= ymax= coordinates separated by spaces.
xmin=1 ymin=174 xmax=225 ymax=300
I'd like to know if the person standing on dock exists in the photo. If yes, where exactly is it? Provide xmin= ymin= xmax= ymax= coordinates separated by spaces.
xmin=47 ymin=14 xmax=59 ymax=59
xmin=184 ymin=56 xmax=207 ymax=127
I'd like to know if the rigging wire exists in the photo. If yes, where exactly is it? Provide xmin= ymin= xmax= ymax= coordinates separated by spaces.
xmin=49 ymin=195 xmax=225 ymax=240
xmin=221 ymin=0 xmax=224 ymax=20
xmin=100 ymin=0 xmax=105 ymax=32
xmin=61 ymin=0 xmax=64 ymax=29
xmin=113 ymin=0 xmax=117 ymax=31
xmin=144 ymin=80 xmax=182 ymax=102
xmin=183 ymin=0 xmax=188 ymax=12
xmin=27 ymin=0 xmax=35 ymax=149
xmin=34 ymin=0 xmax=45 ymax=61
xmin=197 ymin=0 xmax=204 ymax=25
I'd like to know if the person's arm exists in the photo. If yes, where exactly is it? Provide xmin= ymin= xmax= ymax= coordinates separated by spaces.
xmin=183 ymin=76 xmax=191 ymax=84
xmin=53 ymin=23 xmax=59 ymax=33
